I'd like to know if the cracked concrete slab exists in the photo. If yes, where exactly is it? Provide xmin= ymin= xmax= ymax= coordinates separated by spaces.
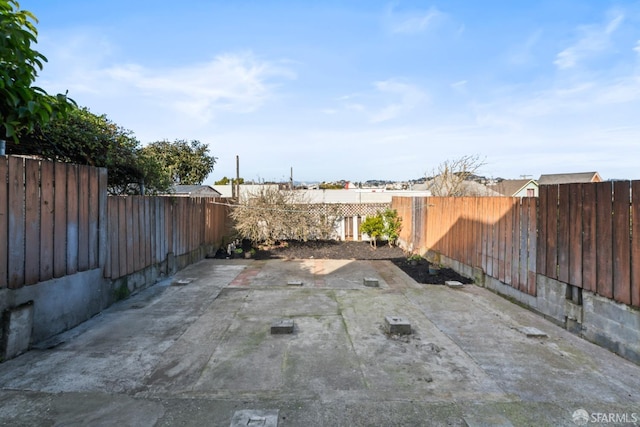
xmin=0 ymin=258 xmax=639 ymax=426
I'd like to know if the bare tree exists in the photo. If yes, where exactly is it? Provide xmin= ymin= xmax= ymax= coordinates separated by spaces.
xmin=230 ymin=187 xmax=341 ymax=245
xmin=425 ymin=154 xmax=486 ymax=196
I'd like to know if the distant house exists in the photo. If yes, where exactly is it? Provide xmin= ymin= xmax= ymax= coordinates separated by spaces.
xmin=538 ymin=172 xmax=602 ymax=185
xmin=491 ymin=179 xmax=539 ymax=197
xmin=422 ymin=176 xmax=503 ymax=197
xmin=171 ymin=185 xmax=222 ymax=197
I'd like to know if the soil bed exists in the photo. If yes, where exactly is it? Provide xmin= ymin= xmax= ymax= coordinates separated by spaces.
xmin=247 ymin=240 xmax=472 ymax=285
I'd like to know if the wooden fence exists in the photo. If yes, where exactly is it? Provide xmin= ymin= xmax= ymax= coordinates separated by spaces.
xmin=0 ymin=157 xmax=107 ymax=289
xmin=1 ymin=156 xmax=230 ymax=288
xmin=393 ymin=180 xmax=640 ymax=306
xmin=538 ymin=181 xmax=640 ymax=307
xmin=393 ymin=196 xmax=537 ymax=295
xmin=106 ymin=196 xmax=229 ymax=280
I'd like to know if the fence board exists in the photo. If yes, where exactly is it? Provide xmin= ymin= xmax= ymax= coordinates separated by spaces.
xmin=557 ymin=185 xmax=570 ymax=284
xmin=504 ymin=200 xmax=513 ymax=285
xmin=106 ymin=198 xmax=117 ymax=278
xmin=88 ymin=167 xmax=99 ymax=269
xmin=145 ymin=197 xmax=151 ymax=267
xmin=489 ymin=200 xmax=497 ymax=279
xmin=545 ymin=185 xmax=558 ymax=279
xmin=537 ymin=186 xmax=548 ymax=275
xmin=166 ymin=199 xmax=174 ymax=258
xmin=53 ymin=163 xmax=67 ymax=277
xmin=39 ymin=161 xmax=54 ymax=281
xmin=568 ymin=184 xmax=583 ymax=288
xmin=595 ymin=182 xmax=613 ymax=299
xmin=0 ymin=158 xmax=7 ymax=288
xmin=133 ymin=197 xmax=142 ymax=272
xmin=527 ymin=198 xmax=537 ymax=295
xmin=24 ymin=159 xmax=40 ymax=285
xmin=518 ymin=199 xmax=527 ymax=291
xmin=97 ymin=168 xmax=108 ymax=270
xmin=612 ymin=181 xmax=631 ymax=305
xmin=77 ymin=165 xmax=90 ymax=272
xmin=66 ymin=165 xmax=79 ymax=275
xmin=498 ymin=201 xmax=507 ymax=282
xmin=582 ymin=184 xmax=596 ymax=292
xmin=8 ymin=156 xmax=25 ymax=288
xmin=632 ymin=181 xmax=640 ymax=307
xmin=118 ymin=197 xmax=128 ymax=278
xmin=126 ymin=197 xmax=134 ymax=274
xmin=480 ymin=198 xmax=488 ymax=272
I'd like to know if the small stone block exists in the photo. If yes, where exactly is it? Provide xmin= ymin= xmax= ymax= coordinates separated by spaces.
xmin=445 ymin=280 xmax=464 ymax=288
xmin=271 ymin=319 xmax=294 ymax=334
xmin=363 ymin=277 xmax=379 ymax=287
xmin=171 ymin=278 xmax=194 ymax=286
xmin=518 ymin=326 xmax=548 ymax=338
xmin=2 ymin=302 xmax=34 ymax=360
xmin=287 ymin=280 xmax=303 ymax=286
xmin=385 ymin=315 xmax=411 ymax=335
xmin=230 ymin=409 xmax=279 ymax=427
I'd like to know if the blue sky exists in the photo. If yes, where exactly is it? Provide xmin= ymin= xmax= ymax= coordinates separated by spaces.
xmin=22 ymin=0 xmax=640 ymax=183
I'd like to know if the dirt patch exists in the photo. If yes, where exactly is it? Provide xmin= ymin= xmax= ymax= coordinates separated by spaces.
xmin=247 ymin=240 xmax=473 ymax=285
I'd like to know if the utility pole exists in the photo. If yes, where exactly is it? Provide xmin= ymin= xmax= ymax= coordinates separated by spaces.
xmin=289 ymin=167 xmax=293 ymax=190
xmin=235 ymin=155 xmax=240 ymax=200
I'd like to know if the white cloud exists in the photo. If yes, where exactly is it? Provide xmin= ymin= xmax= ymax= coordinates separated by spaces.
xmin=37 ymin=31 xmax=295 ymax=125
xmin=634 ymin=40 xmax=640 ymax=54
xmin=509 ymin=30 xmax=542 ymax=66
xmin=369 ymin=79 xmax=425 ymax=123
xmin=390 ymin=7 xmax=444 ymax=34
xmin=450 ymin=80 xmax=468 ymax=94
xmin=554 ymin=12 xmax=624 ymax=69
xmin=102 ymin=53 xmax=294 ymax=122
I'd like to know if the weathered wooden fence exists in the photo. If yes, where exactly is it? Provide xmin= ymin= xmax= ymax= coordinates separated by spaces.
xmin=538 ymin=181 xmax=640 ymax=307
xmin=0 ymin=157 xmax=107 ymax=289
xmin=394 ymin=196 xmax=537 ymax=295
xmin=393 ymin=180 xmax=640 ymax=307
xmin=1 ymin=156 xmax=230 ymax=288
xmin=106 ymin=196 xmax=229 ymax=279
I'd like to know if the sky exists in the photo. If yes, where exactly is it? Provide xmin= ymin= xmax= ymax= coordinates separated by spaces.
xmin=20 ymin=0 xmax=640 ymax=184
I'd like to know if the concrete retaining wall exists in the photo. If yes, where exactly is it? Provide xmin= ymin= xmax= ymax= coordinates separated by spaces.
xmin=437 ymin=253 xmax=640 ymax=366
xmin=1 ymin=244 xmax=216 ymax=361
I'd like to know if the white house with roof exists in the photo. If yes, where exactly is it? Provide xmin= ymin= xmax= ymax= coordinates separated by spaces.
xmin=490 ymin=179 xmax=539 ymax=197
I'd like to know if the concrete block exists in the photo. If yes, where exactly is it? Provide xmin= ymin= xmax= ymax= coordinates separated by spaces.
xmin=445 ymin=280 xmax=464 ymax=288
xmin=271 ymin=319 xmax=294 ymax=334
xmin=385 ymin=315 xmax=411 ymax=335
xmin=564 ymin=299 xmax=583 ymax=323
xmin=518 ymin=327 xmax=548 ymax=338
xmin=230 ymin=409 xmax=279 ymax=427
xmin=2 ymin=302 xmax=34 ymax=360
xmin=171 ymin=278 xmax=194 ymax=287
xmin=363 ymin=277 xmax=379 ymax=287
xmin=287 ymin=280 xmax=303 ymax=287
xmin=473 ymin=267 xmax=486 ymax=286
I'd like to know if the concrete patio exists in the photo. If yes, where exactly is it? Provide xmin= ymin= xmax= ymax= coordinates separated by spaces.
xmin=0 ymin=258 xmax=638 ymax=426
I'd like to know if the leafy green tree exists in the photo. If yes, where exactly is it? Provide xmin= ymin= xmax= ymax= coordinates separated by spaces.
xmin=141 ymin=139 xmax=216 ymax=185
xmin=360 ymin=208 xmax=402 ymax=248
xmin=360 ymin=214 xmax=384 ymax=248
xmin=215 ymin=176 xmax=244 ymax=185
xmin=382 ymin=209 xmax=402 ymax=247
xmin=10 ymin=107 xmax=172 ymax=195
xmin=0 ymin=0 xmax=74 ymax=140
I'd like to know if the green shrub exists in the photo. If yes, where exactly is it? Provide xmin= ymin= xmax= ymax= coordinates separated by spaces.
xmin=360 ymin=208 xmax=402 ymax=248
